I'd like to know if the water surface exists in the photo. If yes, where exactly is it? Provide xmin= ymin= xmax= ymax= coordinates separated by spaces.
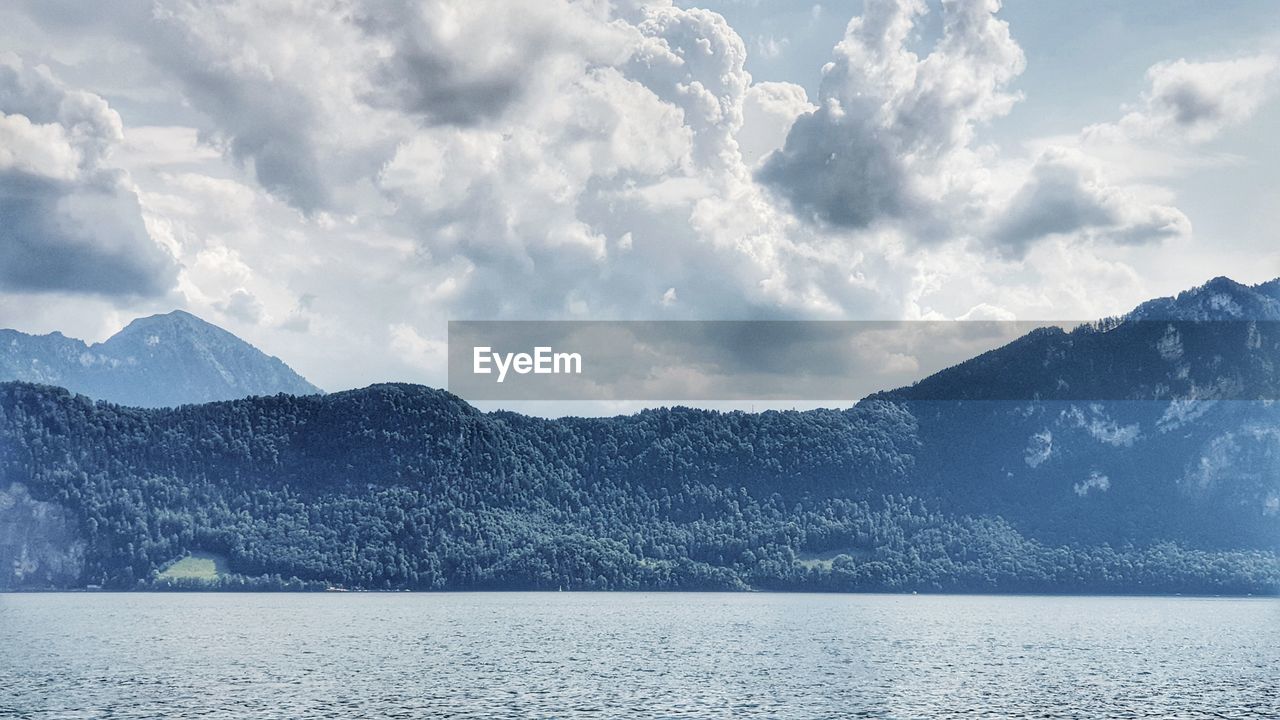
xmin=1 ymin=593 xmax=1276 ymax=718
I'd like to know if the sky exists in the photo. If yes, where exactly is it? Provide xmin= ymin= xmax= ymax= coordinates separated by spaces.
xmin=1 ymin=0 xmax=1278 ymax=400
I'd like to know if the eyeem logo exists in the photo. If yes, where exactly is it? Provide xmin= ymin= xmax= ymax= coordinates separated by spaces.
xmin=473 ymin=346 xmax=583 ymax=383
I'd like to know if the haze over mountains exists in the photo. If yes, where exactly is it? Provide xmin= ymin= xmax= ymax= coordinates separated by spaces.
xmin=0 ymin=277 xmax=1277 ymax=593
xmin=0 ymin=311 xmax=321 ymax=407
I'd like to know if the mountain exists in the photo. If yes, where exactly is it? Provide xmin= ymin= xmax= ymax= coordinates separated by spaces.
xmin=1127 ymin=275 xmax=1280 ymax=321
xmin=0 ymin=278 xmax=1276 ymax=593
xmin=870 ymin=276 xmax=1280 ymax=549
xmin=0 ymin=311 xmax=321 ymax=407
xmin=878 ymin=276 xmax=1280 ymax=403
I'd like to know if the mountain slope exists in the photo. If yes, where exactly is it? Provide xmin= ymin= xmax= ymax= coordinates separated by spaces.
xmin=0 ymin=311 xmax=321 ymax=407
xmin=1127 ymin=276 xmax=1280 ymax=321
xmin=873 ymin=276 xmax=1280 ymax=548
xmin=0 ymin=278 xmax=1276 ymax=593
xmin=1 ymin=381 xmax=1273 ymax=593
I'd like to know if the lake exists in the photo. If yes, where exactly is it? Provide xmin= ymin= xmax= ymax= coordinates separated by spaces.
xmin=1 ymin=593 xmax=1276 ymax=718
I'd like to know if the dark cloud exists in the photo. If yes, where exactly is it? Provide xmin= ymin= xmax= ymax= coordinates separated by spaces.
xmin=1083 ymin=56 xmax=1278 ymax=144
xmin=366 ymin=35 xmax=530 ymax=126
xmin=7 ymin=0 xmax=333 ymax=212
xmin=0 ymin=171 xmax=176 ymax=296
xmin=757 ymin=106 xmax=910 ymax=228
xmin=991 ymin=149 xmax=1189 ymax=255
xmin=357 ymin=1 xmax=629 ymax=127
xmin=215 ymin=288 xmax=265 ymax=324
xmin=279 ymin=293 xmax=316 ymax=333
xmin=9 ymin=3 xmax=329 ymax=212
xmin=1146 ymin=57 xmax=1276 ymax=136
xmin=1164 ymin=83 xmax=1225 ymax=127
xmin=146 ymin=32 xmax=331 ymax=212
xmin=0 ymin=54 xmax=177 ymax=297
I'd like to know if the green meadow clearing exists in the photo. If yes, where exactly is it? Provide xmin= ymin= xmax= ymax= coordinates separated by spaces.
xmin=157 ymin=552 xmax=228 ymax=582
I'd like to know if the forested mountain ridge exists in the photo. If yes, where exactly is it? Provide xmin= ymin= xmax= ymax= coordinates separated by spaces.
xmin=870 ymin=276 xmax=1280 ymax=550
xmin=0 ymin=278 xmax=1277 ymax=594
xmin=875 ymin=276 xmax=1280 ymax=403
xmin=1127 ymin=276 xmax=1280 ymax=322
xmin=0 ymin=311 xmax=321 ymax=407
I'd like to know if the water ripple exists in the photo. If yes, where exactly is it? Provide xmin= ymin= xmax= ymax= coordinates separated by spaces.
xmin=0 ymin=593 xmax=1277 ymax=719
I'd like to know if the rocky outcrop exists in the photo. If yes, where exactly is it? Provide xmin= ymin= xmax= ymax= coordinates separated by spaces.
xmin=0 ymin=483 xmax=84 ymax=589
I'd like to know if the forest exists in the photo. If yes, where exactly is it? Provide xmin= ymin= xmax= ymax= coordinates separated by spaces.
xmin=2 ymin=381 xmax=1276 ymax=594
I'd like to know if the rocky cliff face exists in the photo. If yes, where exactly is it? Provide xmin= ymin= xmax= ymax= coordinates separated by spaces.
xmin=0 ymin=483 xmax=84 ymax=589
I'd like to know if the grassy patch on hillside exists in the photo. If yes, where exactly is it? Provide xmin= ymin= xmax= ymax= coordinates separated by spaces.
xmin=157 ymin=552 xmax=228 ymax=581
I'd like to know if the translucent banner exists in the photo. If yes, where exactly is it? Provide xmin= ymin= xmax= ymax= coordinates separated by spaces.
xmin=447 ymin=319 xmax=1280 ymax=402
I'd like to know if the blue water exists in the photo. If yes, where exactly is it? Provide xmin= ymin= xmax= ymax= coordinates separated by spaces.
xmin=1 ymin=593 xmax=1276 ymax=718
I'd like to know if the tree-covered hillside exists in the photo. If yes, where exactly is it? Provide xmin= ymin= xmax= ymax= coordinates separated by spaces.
xmin=1 ymin=381 xmax=1275 ymax=594
xmin=873 ymin=277 xmax=1280 ymax=551
xmin=1 ymin=277 xmax=1277 ymax=594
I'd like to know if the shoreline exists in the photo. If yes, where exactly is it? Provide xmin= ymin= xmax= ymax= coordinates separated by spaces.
xmin=4 ymin=588 xmax=1276 ymax=599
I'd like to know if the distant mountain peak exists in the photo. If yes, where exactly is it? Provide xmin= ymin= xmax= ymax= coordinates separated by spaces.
xmin=0 ymin=310 xmax=321 ymax=407
xmin=1200 ymin=275 xmax=1243 ymax=289
xmin=101 ymin=310 xmax=249 ymax=353
xmin=112 ymin=309 xmax=221 ymax=334
xmin=1126 ymin=275 xmax=1280 ymax=322
xmin=875 ymin=275 xmax=1280 ymax=403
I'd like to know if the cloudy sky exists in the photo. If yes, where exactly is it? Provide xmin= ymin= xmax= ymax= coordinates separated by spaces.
xmin=1 ymin=0 xmax=1278 ymax=395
